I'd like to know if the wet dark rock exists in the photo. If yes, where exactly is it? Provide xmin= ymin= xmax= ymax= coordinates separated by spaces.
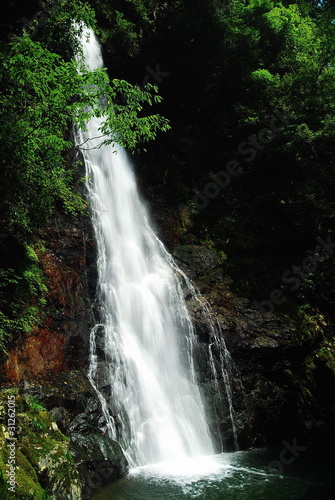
xmin=173 ymin=245 xmax=219 ymax=278
xmin=68 ymin=396 xmax=108 ymax=435
xmin=94 ymin=324 xmax=107 ymax=360
xmin=172 ymin=244 xmax=335 ymax=453
xmin=19 ymin=370 xmax=94 ymax=421
xmin=92 ymin=360 xmax=113 ymax=394
xmin=71 ymin=433 xmax=128 ymax=499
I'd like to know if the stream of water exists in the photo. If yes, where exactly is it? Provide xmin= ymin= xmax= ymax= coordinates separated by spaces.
xmin=76 ymin=27 xmax=218 ymax=468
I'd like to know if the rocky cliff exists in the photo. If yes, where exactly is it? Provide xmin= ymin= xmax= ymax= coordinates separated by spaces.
xmin=172 ymin=244 xmax=335 ymax=455
xmin=1 ymin=204 xmax=334 ymax=498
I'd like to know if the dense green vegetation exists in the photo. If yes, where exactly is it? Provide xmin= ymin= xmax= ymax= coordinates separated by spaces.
xmin=0 ymin=0 xmax=335 ymax=350
xmin=0 ymin=0 xmax=169 ymax=353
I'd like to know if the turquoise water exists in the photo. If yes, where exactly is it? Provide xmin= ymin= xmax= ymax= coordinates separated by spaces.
xmin=90 ymin=448 xmax=335 ymax=499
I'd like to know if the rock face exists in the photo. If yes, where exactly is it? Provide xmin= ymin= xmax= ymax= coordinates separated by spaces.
xmin=3 ymin=210 xmax=96 ymax=383
xmin=172 ymin=245 xmax=335 ymax=452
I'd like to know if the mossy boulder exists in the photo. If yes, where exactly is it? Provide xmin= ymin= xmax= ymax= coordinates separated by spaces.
xmin=0 ymin=389 xmax=81 ymax=499
xmin=16 ymin=370 xmax=129 ymax=498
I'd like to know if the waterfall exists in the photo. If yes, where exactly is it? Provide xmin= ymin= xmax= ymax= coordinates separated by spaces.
xmin=75 ymin=27 xmax=236 ymax=468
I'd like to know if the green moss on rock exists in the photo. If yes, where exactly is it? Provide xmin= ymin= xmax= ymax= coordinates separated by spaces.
xmin=0 ymin=390 xmax=81 ymax=499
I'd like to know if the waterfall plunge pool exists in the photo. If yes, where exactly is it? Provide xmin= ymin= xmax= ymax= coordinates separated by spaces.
xmin=90 ymin=448 xmax=335 ymax=499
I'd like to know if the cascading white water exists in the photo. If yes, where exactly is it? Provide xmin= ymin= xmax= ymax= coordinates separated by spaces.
xmin=75 ymin=28 xmax=215 ymax=467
